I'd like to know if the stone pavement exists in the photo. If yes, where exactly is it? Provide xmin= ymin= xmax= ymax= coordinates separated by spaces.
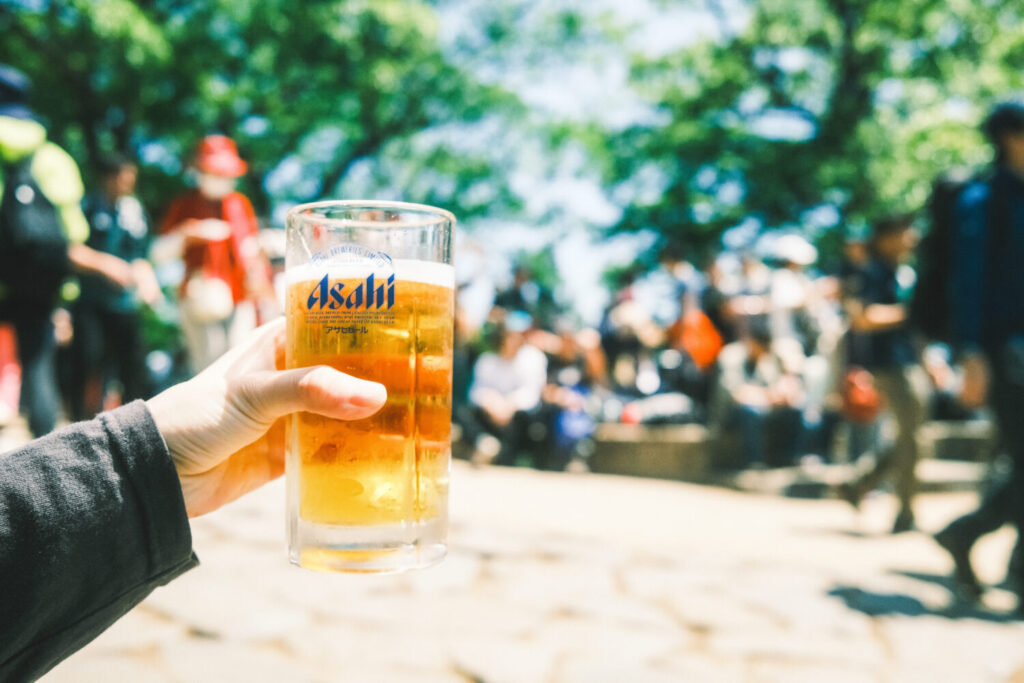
xmin=45 ymin=462 xmax=1024 ymax=683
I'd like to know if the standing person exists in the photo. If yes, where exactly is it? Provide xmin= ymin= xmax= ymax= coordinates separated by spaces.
xmin=769 ymin=234 xmax=820 ymax=354
xmin=155 ymin=135 xmax=272 ymax=371
xmin=837 ymin=215 xmax=930 ymax=533
xmin=839 ymin=225 xmax=881 ymax=462
xmin=68 ymin=154 xmax=162 ymax=420
xmin=0 ymin=64 xmax=134 ymax=436
xmin=933 ymin=100 xmax=1024 ymax=612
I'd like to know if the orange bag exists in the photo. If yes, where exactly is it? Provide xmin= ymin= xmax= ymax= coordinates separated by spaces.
xmin=841 ymin=366 xmax=885 ymax=423
xmin=671 ymin=310 xmax=723 ymax=372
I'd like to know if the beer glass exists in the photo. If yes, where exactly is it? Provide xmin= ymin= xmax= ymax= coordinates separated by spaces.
xmin=284 ymin=200 xmax=454 ymax=573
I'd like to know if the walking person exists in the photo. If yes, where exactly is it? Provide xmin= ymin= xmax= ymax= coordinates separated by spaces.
xmin=68 ymin=153 xmax=162 ymax=420
xmin=837 ymin=215 xmax=930 ymax=533
xmin=933 ymin=99 xmax=1024 ymax=613
xmin=0 ymin=65 xmax=135 ymax=436
xmin=155 ymin=135 xmax=273 ymax=372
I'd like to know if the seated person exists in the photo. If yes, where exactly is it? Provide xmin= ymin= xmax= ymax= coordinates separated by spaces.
xmin=468 ymin=311 xmax=548 ymax=465
xmin=711 ymin=322 xmax=805 ymax=468
xmin=532 ymin=321 xmax=607 ymax=470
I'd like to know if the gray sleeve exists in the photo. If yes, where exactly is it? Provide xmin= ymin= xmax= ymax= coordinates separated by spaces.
xmin=0 ymin=400 xmax=198 ymax=681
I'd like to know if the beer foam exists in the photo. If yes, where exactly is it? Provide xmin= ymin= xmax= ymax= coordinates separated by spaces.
xmin=393 ymin=259 xmax=455 ymax=288
xmin=287 ymin=259 xmax=455 ymax=289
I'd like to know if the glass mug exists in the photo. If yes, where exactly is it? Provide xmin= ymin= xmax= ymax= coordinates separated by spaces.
xmin=284 ymin=200 xmax=454 ymax=573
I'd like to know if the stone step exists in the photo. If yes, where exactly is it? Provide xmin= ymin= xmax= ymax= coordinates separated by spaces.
xmin=588 ymin=423 xmax=711 ymax=483
xmin=711 ymin=458 xmax=988 ymax=499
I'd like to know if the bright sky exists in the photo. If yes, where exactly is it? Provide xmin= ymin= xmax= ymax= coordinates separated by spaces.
xmin=435 ymin=0 xmax=751 ymax=326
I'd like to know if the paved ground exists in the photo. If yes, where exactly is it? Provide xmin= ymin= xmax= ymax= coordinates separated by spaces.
xmin=42 ymin=461 xmax=1024 ymax=683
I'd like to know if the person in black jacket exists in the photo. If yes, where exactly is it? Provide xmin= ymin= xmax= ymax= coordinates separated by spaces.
xmin=0 ymin=317 xmax=386 ymax=681
xmin=934 ymin=99 xmax=1024 ymax=613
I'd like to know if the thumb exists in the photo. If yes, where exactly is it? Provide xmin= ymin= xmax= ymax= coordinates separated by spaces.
xmin=236 ymin=366 xmax=388 ymax=424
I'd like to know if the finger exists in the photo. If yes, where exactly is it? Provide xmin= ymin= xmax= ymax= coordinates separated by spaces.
xmin=237 ymin=365 xmax=387 ymax=424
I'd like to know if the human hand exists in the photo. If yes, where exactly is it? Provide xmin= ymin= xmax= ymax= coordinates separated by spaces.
xmin=771 ymin=375 xmax=804 ymax=407
xmin=102 ymin=255 xmax=136 ymax=290
xmin=131 ymin=259 xmax=164 ymax=306
xmin=735 ymin=384 xmax=770 ymax=408
xmin=476 ymin=389 xmax=515 ymax=427
xmin=146 ymin=318 xmax=386 ymax=517
xmin=71 ymin=245 xmax=134 ymax=290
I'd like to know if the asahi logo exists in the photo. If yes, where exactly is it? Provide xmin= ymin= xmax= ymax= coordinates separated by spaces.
xmin=306 ymin=272 xmax=395 ymax=311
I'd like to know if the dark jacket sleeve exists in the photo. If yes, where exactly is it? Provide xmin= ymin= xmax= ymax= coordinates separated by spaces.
xmin=951 ymin=182 xmax=990 ymax=354
xmin=0 ymin=400 xmax=198 ymax=682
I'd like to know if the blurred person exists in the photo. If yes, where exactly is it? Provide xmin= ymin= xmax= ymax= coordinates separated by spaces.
xmin=0 ymin=318 xmax=387 ymax=680
xmin=67 ymin=153 xmax=162 ymax=420
xmin=838 ymin=225 xmax=882 ymax=462
xmin=839 ymin=224 xmax=872 ymax=292
xmin=837 ymin=215 xmax=930 ymax=534
xmin=531 ymin=320 xmax=609 ymax=469
xmin=711 ymin=320 xmax=805 ymax=468
xmin=701 ymin=255 xmax=739 ymax=345
xmin=0 ymin=323 xmax=17 ymax=423
xmin=665 ymin=290 xmax=722 ymax=408
xmin=154 ymin=135 xmax=273 ymax=371
xmin=726 ymin=251 xmax=773 ymax=340
xmin=769 ymin=233 xmax=821 ymax=354
xmin=646 ymin=244 xmax=702 ymax=326
xmin=468 ymin=311 xmax=548 ymax=466
xmin=532 ymin=319 xmax=609 ymax=394
xmin=0 ymin=65 xmax=138 ymax=437
xmin=934 ymin=99 xmax=1024 ymax=611
xmin=802 ymin=275 xmax=847 ymax=462
xmin=493 ymin=262 xmax=558 ymax=330
xmin=599 ymin=267 xmax=665 ymax=396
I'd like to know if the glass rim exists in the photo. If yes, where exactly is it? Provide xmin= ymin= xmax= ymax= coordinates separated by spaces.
xmin=286 ymin=199 xmax=455 ymax=230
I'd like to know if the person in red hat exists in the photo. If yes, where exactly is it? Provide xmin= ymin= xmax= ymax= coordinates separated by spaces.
xmin=155 ymin=135 xmax=274 ymax=371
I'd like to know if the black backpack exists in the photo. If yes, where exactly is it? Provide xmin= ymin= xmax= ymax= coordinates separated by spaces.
xmin=0 ymin=153 xmax=70 ymax=305
xmin=909 ymin=170 xmax=975 ymax=343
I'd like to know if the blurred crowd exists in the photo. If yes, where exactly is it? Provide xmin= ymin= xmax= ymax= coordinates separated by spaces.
xmin=0 ymin=64 xmax=281 ymax=438
xmin=453 ymin=220 xmax=973 ymax=485
xmin=0 ymin=60 xmax=991 ymax=492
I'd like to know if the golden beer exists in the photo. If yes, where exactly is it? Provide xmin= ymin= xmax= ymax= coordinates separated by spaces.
xmin=285 ymin=199 xmax=454 ymax=573
xmin=286 ymin=260 xmax=454 ymax=531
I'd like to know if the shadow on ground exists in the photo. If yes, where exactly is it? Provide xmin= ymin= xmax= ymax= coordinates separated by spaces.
xmin=828 ymin=583 xmax=1021 ymax=623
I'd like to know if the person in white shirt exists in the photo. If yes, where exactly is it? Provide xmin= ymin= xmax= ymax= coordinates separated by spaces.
xmin=468 ymin=311 xmax=547 ymax=465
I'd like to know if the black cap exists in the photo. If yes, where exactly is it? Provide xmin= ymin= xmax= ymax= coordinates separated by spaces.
xmin=982 ymin=98 xmax=1024 ymax=145
xmin=0 ymin=64 xmax=34 ymax=121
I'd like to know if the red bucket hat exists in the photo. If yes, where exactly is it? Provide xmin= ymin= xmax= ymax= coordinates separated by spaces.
xmin=194 ymin=135 xmax=247 ymax=178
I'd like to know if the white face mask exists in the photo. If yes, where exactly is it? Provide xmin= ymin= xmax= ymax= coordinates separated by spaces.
xmin=197 ymin=173 xmax=236 ymax=200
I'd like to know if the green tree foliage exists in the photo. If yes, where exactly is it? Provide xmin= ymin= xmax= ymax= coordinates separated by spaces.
xmin=0 ymin=0 xmax=519 ymax=218
xmin=602 ymin=0 xmax=1024 ymax=263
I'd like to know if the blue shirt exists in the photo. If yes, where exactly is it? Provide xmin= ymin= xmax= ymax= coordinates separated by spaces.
xmin=80 ymin=193 xmax=151 ymax=312
xmin=951 ymin=169 xmax=1024 ymax=353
